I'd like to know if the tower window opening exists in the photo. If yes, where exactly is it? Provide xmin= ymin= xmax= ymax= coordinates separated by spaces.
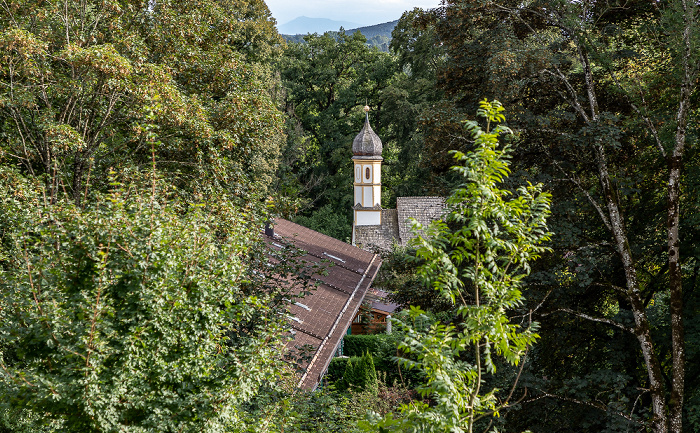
xmin=365 ymin=167 xmax=370 ymax=180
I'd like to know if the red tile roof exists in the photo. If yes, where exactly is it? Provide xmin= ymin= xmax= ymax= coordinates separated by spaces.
xmin=267 ymin=219 xmax=382 ymax=390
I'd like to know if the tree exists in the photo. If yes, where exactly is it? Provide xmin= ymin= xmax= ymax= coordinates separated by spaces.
xmin=402 ymin=1 xmax=700 ymax=430
xmin=0 ymin=0 xmax=284 ymax=204
xmin=277 ymin=29 xmax=445 ymax=239
xmin=363 ymin=100 xmax=551 ymax=432
xmin=0 ymin=169 xmax=292 ymax=432
xmin=338 ymin=352 xmax=379 ymax=394
xmin=277 ymin=31 xmax=395 ymax=238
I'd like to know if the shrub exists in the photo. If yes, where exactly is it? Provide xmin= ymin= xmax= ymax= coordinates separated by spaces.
xmin=0 ymin=180 xmax=288 ymax=433
xmin=326 ymin=357 xmax=351 ymax=383
xmin=344 ymin=334 xmax=396 ymax=358
xmin=338 ymin=352 xmax=378 ymax=394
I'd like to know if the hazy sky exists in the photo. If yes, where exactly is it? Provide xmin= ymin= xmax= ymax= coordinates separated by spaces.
xmin=265 ymin=0 xmax=442 ymax=27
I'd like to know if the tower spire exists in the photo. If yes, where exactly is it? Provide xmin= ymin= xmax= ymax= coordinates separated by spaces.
xmin=351 ymin=106 xmax=384 ymax=244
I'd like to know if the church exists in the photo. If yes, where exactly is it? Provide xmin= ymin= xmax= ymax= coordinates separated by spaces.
xmin=351 ymin=106 xmax=445 ymax=252
xmin=266 ymin=108 xmax=446 ymax=390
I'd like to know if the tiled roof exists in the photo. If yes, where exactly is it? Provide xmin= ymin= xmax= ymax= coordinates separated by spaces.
xmin=353 ymin=197 xmax=446 ymax=252
xmin=268 ymin=219 xmax=382 ymax=390
xmin=371 ymin=300 xmax=400 ymax=315
xmin=396 ymin=196 xmax=446 ymax=246
xmin=365 ymin=288 xmax=399 ymax=315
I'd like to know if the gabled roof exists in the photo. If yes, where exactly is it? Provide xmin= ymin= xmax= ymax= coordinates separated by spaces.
xmin=366 ymin=288 xmax=400 ymax=315
xmin=267 ymin=219 xmax=382 ymax=390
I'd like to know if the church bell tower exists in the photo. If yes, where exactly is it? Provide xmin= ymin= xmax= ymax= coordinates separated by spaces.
xmin=352 ymin=106 xmax=383 ymax=242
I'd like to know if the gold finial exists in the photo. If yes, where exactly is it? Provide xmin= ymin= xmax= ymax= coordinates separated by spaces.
xmin=364 ymin=105 xmax=370 ymax=113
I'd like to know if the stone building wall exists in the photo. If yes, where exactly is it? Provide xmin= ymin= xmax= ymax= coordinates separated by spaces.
xmin=353 ymin=209 xmax=399 ymax=252
xmin=353 ymin=197 xmax=447 ymax=253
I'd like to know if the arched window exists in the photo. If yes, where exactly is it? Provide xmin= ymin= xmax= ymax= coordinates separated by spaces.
xmin=365 ymin=167 xmax=371 ymax=180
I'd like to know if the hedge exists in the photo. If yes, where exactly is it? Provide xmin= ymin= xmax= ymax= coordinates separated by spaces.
xmin=343 ymin=334 xmax=396 ymax=358
xmin=326 ymin=356 xmax=352 ymax=383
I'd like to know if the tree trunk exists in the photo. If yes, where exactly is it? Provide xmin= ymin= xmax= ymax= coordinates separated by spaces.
xmin=594 ymin=142 xmax=669 ymax=433
xmin=667 ymin=0 xmax=695 ymax=430
xmin=667 ymin=152 xmax=684 ymax=433
xmin=580 ymin=48 xmax=670 ymax=433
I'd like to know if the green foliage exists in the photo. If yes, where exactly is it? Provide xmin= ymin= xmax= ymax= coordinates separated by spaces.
xmin=343 ymin=334 xmax=395 ymax=358
xmin=411 ymin=1 xmax=700 ymax=430
xmin=0 ymin=406 xmax=58 ymax=433
xmin=293 ymin=204 xmax=352 ymax=242
xmin=0 ymin=172 xmax=288 ymax=432
xmin=0 ymin=0 xmax=284 ymax=203
xmin=327 ymin=357 xmax=351 ymax=383
xmin=362 ymin=100 xmax=551 ymax=433
xmin=343 ymin=324 xmax=426 ymax=388
xmin=336 ymin=356 xmax=359 ymax=391
xmin=343 ymin=334 xmax=398 ymax=381
xmin=241 ymin=384 xmax=364 ymax=433
xmin=277 ymin=27 xmax=441 ymax=238
xmin=241 ymin=374 xmax=413 ymax=433
xmin=338 ymin=353 xmax=379 ymax=395
xmin=282 ymin=21 xmax=398 ymax=52
xmin=277 ymin=31 xmax=392 ymax=234
xmin=374 ymin=246 xmax=455 ymax=313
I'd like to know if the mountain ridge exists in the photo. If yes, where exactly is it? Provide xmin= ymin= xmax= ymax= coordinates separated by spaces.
xmin=281 ymin=19 xmax=399 ymax=52
xmin=278 ymin=16 xmax=360 ymax=35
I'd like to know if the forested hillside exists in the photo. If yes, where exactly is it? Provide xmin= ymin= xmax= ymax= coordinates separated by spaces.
xmin=282 ymin=20 xmax=398 ymax=52
xmin=1 ymin=1 xmax=699 ymax=433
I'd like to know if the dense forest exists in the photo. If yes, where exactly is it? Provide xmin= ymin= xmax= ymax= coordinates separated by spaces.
xmin=1 ymin=1 xmax=698 ymax=433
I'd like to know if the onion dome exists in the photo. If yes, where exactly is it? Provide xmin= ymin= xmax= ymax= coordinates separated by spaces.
xmin=352 ymin=106 xmax=383 ymax=157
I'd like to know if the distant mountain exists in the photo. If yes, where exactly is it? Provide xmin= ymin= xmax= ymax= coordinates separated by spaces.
xmin=278 ymin=16 xmax=360 ymax=35
xmin=347 ymin=21 xmax=398 ymax=40
xmin=282 ymin=20 xmax=399 ymax=53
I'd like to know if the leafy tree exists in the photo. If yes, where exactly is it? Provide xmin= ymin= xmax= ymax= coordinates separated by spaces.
xmin=373 ymin=246 xmax=455 ymax=314
xmin=0 ymin=170 xmax=291 ymax=432
xmin=363 ymin=100 xmax=551 ymax=432
xmin=0 ymin=406 xmax=57 ymax=433
xmin=293 ymin=203 xmax=352 ymax=242
xmin=0 ymin=0 xmax=284 ymax=204
xmin=399 ymin=1 xmax=700 ymax=431
xmin=277 ymin=31 xmax=394 ymax=238
xmin=278 ymin=28 xmax=445 ymax=239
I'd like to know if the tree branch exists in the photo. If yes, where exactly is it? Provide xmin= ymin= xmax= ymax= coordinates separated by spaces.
xmin=543 ymin=308 xmax=634 ymax=334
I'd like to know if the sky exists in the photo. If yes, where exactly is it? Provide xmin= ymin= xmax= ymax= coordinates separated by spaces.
xmin=265 ymin=0 xmax=442 ymax=28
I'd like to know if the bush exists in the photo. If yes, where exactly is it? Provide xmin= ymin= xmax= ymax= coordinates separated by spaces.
xmin=240 ymin=374 xmax=415 ymax=433
xmin=0 ymin=407 xmax=58 ymax=433
xmin=337 ymin=353 xmax=378 ymax=394
xmin=344 ymin=334 xmax=396 ymax=358
xmin=0 ymin=179 xmax=287 ymax=433
xmin=327 ymin=357 xmax=351 ymax=383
